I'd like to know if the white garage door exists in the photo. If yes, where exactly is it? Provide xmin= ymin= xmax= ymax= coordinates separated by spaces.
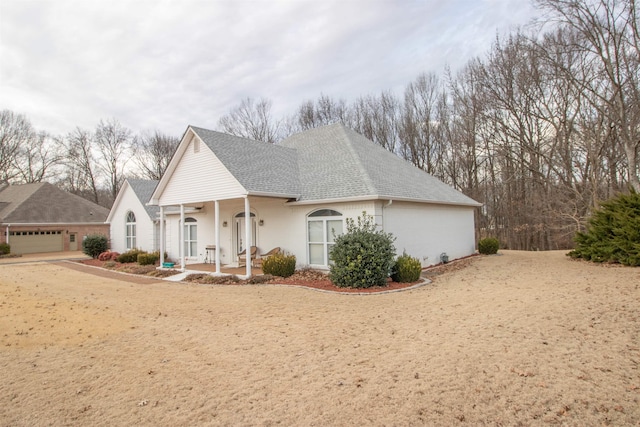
xmin=9 ymin=231 xmax=64 ymax=254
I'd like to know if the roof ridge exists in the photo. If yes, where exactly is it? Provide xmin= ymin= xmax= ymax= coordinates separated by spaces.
xmin=337 ymin=126 xmax=378 ymax=196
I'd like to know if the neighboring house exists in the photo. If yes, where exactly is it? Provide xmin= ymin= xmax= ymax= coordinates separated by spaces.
xmin=0 ymin=182 xmax=110 ymax=254
xmin=145 ymin=123 xmax=481 ymax=276
xmin=107 ymin=179 xmax=160 ymax=254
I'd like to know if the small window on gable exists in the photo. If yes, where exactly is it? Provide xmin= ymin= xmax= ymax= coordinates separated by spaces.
xmin=193 ymin=138 xmax=200 ymax=153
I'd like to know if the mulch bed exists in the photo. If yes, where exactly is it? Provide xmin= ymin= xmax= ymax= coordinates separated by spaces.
xmin=71 ymin=256 xmax=479 ymax=294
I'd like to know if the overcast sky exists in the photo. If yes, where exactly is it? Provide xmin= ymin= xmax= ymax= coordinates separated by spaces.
xmin=1 ymin=0 xmax=538 ymax=138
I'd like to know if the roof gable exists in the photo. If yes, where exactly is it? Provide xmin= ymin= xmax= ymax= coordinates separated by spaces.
xmin=0 ymin=182 xmax=110 ymax=224
xmin=191 ymin=127 xmax=300 ymax=197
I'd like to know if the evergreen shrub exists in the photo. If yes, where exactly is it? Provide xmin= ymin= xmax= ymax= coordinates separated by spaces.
xmin=568 ymin=190 xmax=640 ymax=266
xmin=478 ymin=237 xmax=500 ymax=255
xmin=329 ymin=212 xmax=396 ymax=288
xmin=137 ymin=252 xmax=159 ymax=266
xmin=391 ymin=252 xmax=422 ymax=283
xmin=82 ymin=234 xmax=108 ymax=259
xmin=0 ymin=243 xmax=10 ymax=255
xmin=261 ymin=253 xmax=296 ymax=278
xmin=117 ymin=249 xmax=145 ymax=263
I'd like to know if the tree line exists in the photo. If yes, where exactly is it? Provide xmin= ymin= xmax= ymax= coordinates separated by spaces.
xmin=1 ymin=0 xmax=637 ymax=250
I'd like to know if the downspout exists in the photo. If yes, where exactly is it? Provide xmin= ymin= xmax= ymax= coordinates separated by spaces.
xmin=382 ymin=200 xmax=392 ymax=230
xmin=5 ymin=224 xmax=9 ymax=245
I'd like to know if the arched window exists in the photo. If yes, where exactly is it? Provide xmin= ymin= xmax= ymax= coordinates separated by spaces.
xmin=125 ymin=211 xmax=136 ymax=250
xmin=307 ymin=209 xmax=343 ymax=266
xmin=184 ymin=217 xmax=197 ymax=258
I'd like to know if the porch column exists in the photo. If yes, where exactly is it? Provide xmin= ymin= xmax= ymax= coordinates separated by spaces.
xmin=159 ymin=206 xmax=165 ymax=266
xmin=244 ymin=196 xmax=252 ymax=278
xmin=214 ymin=200 xmax=221 ymax=274
xmin=180 ymin=204 xmax=185 ymax=271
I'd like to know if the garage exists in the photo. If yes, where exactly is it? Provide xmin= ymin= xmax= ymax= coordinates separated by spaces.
xmin=9 ymin=230 xmax=63 ymax=254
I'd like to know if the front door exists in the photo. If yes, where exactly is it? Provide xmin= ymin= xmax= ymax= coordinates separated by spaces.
xmin=234 ymin=213 xmax=256 ymax=258
xmin=69 ymin=233 xmax=78 ymax=251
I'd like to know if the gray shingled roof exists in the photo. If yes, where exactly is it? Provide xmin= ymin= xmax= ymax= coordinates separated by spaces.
xmin=0 ymin=182 xmax=110 ymax=223
xmin=280 ymin=123 xmax=481 ymax=206
xmin=127 ymin=179 xmax=159 ymax=219
xmin=190 ymin=127 xmax=301 ymax=197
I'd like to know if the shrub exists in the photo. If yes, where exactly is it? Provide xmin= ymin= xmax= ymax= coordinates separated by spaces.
xmin=82 ymin=234 xmax=108 ymax=259
xmin=329 ymin=212 xmax=396 ymax=288
xmin=391 ymin=252 xmax=422 ymax=283
xmin=261 ymin=253 xmax=296 ymax=278
xmin=117 ymin=249 xmax=145 ymax=263
xmin=98 ymin=251 xmax=120 ymax=261
xmin=478 ymin=237 xmax=500 ymax=255
xmin=104 ymin=260 xmax=116 ymax=269
xmin=568 ymin=189 xmax=640 ymax=266
xmin=0 ymin=243 xmax=10 ymax=255
xmin=137 ymin=252 xmax=159 ymax=266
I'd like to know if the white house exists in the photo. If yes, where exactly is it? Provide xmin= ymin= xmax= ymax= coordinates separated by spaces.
xmin=107 ymin=179 xmax=160 ymax=254
xmin=138 ymin=123 xmax=481 ymax=277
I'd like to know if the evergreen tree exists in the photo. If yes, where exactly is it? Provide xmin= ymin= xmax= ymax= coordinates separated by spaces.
xmin=568 ymin=190 xmax=640 ymax=266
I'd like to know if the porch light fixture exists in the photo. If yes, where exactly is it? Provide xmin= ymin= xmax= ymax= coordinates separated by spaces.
xmin=222 ymin=221 xmax=228 ymax=227
xmin=259 ymin=219 xmax=264 ymax=226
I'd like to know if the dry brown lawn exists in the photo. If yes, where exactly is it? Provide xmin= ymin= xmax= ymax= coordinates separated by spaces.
xmin=1 ymin=250 xmax=638 ymax=426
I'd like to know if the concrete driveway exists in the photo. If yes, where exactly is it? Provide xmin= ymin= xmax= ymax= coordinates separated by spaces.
xmin=0 ymin=251 xmax=90 ymax=264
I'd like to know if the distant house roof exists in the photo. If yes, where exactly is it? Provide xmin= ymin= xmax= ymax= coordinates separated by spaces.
xmin=280 ymin=123 xmax=481 ymax=206
xmin=127 ymin=179 xmax=159 ymax=218
xmin=190 ymin=127 xmax=301 ymax=198
xmin=0 ymin=182 xmax=110 ymax=224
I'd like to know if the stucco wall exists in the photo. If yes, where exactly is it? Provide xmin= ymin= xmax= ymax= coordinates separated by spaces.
xmin=382 ymin=201 xmax=477 ymax=267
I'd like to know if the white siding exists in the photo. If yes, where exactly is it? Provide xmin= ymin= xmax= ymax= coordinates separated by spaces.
xmin=383 ymin=201 xmax=476 ymax=267
xmin=109 ymin=185 xmax=156 ymax=254
xmin=159 ymin=136 xmax=246 ymax=206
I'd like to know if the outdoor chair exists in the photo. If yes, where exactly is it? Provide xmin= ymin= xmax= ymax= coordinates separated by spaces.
xmin=254 ymin=247 xmax=281 ymax=268
xmin=238 ymin=246 xmax=258 ymax=267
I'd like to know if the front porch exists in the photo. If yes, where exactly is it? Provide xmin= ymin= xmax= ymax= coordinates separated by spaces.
xmin=183 ymin=262 xmax=264 ymax=276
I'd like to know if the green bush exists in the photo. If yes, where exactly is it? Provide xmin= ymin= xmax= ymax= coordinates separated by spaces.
xmin=329 ymin=212 xmax=396 ymax=288
xmin=478 ymin=237 xmax=500 ymax=255
xmin=117 ymin=249 xmax=145 ymax=263
xmin=0 ymin=242 xmax=10 ymax=255
xmin=137 ymin=252 xmax=159 ymax=266
xmin=391 ymin=252 xmax=422 ymax=283
xmin=568 ymin=189 xmax=640 ymax=266
xmin=82 ymin=234 xmax=108 ymax=259
xmin=261 ymin=253 xmax=296 ymax=278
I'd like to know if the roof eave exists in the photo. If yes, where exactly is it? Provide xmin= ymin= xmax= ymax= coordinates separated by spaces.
xmin=286 ymin=194 xmax=482 ymax=207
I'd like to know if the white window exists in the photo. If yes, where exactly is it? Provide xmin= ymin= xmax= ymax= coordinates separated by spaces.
xmin=125 ymin=211 xmax=136 ymax=250
xmin=184 ymin=217 xmax=197 ymax=258
xmin=307 ymin=209 xmax=343 ymax=266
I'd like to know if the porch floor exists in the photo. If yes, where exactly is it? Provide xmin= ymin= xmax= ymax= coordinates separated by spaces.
xmin=184 ymin=263 xmax=263 ymax=275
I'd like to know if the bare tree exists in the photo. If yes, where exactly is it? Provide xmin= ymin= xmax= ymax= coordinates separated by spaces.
xmin=95 ymin=118 xmax=134 ymax=203
xmin=62 ymin=127 xmax=100 ymax=204
xmin=135 ymin=131 xmax=179 ymax=180
xmin=0 ymin=110 xmax=35 ymax=183
xmin=15 ymin=132 xmax=64 ymax=183
xmin=535 ymin=0 xmax=640 ymax=191
xmin=218 ymin=97 xmax=281 ymax=143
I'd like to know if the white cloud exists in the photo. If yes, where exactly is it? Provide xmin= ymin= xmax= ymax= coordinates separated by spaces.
xmin=0 ymin=0 xmax=537 ymax=137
